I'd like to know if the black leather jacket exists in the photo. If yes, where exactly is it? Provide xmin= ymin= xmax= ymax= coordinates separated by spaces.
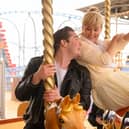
xmin=15 ymin=56 xmax=92 ymax=129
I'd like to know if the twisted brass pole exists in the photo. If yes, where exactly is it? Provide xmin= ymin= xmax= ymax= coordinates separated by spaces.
xmin=42 ymin=0 xmax=55 ymax=90
xmin=105 ymin=0 xmax=122 ymax=70
xmin=104 ymin=0 xmax=111 ymax=39
xmin=42 ymin=0 xmax=55 ymax=128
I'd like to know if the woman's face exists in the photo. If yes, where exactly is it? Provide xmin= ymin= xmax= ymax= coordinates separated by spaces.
xmin=83 ymin=25 xmax=102 ymax=43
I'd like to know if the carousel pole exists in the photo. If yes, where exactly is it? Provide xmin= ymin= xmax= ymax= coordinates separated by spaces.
xmin=104 ymin=0 xmax=111 ymax=39
xmin=105 ymin=0 xmax=122 ymax=69
xmin=103 ymin=0 xmax=112 ymax=128
xmin=41 ymin=0 xmax=55 ymax=128
xmin=41 ymin=0 xmax=55 ymax=90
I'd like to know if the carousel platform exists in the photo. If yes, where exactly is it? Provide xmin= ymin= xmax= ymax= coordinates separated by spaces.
xmin=0 ymin=91 xmax=25 ymax=129
xmin=5 ymin=91 xmax=21 ymax=118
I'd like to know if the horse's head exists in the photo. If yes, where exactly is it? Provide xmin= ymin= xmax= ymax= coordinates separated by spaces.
xmin=102 ymin=110 xmax=128 ymax=129
xmin=58 ymin=93 xmax=86 ymax=129
xmin=45 ymin=93 xmax=86 ymax=129
xmin=102 ymin=107 xmax=129 ymax=129
xmin=102 ymin=110 xmax=118 ymax=129
xmin=120 ymin=111 xmax=129 ymax=129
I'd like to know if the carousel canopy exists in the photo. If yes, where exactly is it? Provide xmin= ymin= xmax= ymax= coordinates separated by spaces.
xmin=77 ymin=0 xmax=129 ymax=20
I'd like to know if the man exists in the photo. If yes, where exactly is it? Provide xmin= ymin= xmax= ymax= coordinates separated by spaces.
xmin=15 ymin=26 xmax=92 ymax=129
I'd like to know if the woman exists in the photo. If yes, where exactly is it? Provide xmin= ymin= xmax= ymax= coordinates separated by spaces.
xmin=77 ymin=7 xmax=129 ymax=111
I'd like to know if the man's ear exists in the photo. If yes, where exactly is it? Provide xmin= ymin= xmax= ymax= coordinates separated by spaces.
xmin=60 ymin=39 xmax=67 ymax=47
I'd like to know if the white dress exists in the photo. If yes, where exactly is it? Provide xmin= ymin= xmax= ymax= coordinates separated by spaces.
xmin=77 ymin=35 xmax=129 ymax=111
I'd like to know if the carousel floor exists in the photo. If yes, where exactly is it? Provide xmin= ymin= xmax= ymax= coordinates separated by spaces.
xmin=5 ymin=91 xmax=21 ymax=118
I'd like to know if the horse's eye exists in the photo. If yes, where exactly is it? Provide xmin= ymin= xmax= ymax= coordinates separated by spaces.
xmin=58 ymin=118 xmax=64 ymax=124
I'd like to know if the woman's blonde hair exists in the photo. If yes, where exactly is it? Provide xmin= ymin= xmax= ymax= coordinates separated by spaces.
xmin=82 ymin=6 xmax=104 ymax=28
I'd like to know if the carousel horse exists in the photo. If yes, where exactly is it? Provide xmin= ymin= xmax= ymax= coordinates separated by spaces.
xmin=117 ymin=107 xmax=129 ymax=117
xmin=102 ymin=110 xmax=129 ymax=129
xmin=45 ymin=93 xmax=95 ymax=129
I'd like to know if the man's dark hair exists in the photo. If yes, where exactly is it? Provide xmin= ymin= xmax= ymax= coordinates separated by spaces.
xmin=53 ymin=26 xmax=74 ymax=54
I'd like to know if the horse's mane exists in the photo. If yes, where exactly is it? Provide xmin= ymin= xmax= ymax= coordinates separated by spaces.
xmin=59 ymin=93 xmax=83 ymax=113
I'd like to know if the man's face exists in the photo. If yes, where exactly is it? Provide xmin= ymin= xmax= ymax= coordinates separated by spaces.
xmin=66 ymin=31 xmax=81 ymax=59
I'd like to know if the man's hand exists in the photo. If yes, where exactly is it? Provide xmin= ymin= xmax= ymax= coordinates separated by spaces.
xmin=32 ymin=64 xmax=56 ymax=85
xmin=43 ymin=86 xmax=61 ymax=102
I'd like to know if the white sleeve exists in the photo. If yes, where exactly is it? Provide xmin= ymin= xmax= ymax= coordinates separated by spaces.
xmin=78 ymin=40 xmax=113 ymax=67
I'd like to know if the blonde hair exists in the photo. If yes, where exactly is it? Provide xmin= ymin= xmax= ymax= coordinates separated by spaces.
xmin=82 ymin=6 xmax=104 ymax=28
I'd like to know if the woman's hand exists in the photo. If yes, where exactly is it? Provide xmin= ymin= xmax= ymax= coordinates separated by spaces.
xmin=107 ymin=33 xmax=129 ymax=56
xmin=123 ymin=32 xmax=129 ymax=41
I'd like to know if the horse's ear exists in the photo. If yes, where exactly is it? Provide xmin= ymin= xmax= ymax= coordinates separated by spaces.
xmin=60 ymin=95 xmax=71 ymax=108
xmin=72 ymin=93 xmax=80 ymax=104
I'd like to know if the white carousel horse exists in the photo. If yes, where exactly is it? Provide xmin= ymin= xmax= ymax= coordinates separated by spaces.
xmin=102 ymin=109 xmax=129 ymax=129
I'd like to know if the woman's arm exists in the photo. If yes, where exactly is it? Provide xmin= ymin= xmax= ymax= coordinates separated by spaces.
xmin=106 ymin=33 xmax=129 ymax=56
xmin=78 ymin=39 xmax=113 ymax=66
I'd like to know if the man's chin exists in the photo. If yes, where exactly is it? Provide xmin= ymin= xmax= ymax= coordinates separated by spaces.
xmin=76 ymin=54 xmax=81 ymax=59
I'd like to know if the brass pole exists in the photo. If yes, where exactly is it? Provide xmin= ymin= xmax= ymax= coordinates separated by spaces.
xmin=104 ymin=0 xmax=111 ymax=39
xmin=41 ymin=0 xmax=55 ymax=128
xmin=42 ymin=0 xmax=55 ymax=90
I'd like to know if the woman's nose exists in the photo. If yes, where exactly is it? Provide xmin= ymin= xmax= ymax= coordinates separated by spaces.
xmin=90 ymin=30 xmax=94 ymax=35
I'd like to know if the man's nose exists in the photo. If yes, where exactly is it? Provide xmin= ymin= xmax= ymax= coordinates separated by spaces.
xmin=79 ymin=40 xmax=81 ymax=45
xmin=78 ymin=39 xmax=81 ymax=46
